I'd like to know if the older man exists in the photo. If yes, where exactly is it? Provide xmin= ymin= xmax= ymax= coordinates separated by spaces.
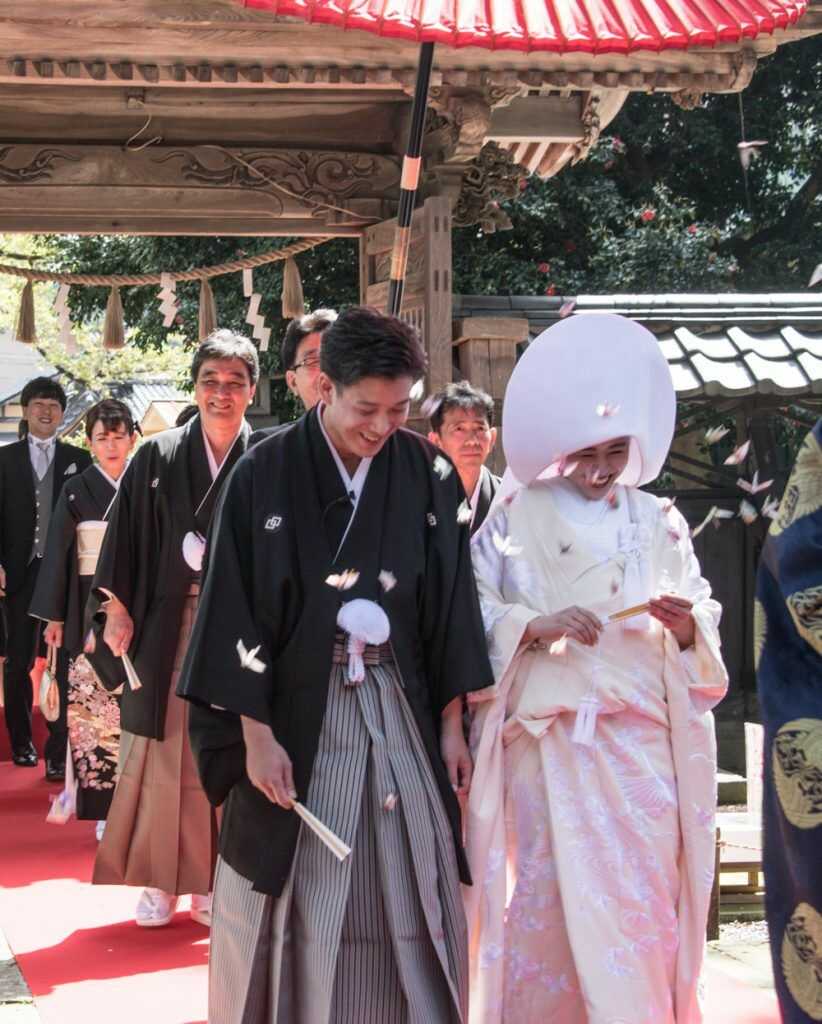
xmin=0 ymin=376 xmax=91 ymax=776
xmin=91 ymin=329 xmax=258 ymax=929
xmin=427 ymin=380 xmax=500 ymax=535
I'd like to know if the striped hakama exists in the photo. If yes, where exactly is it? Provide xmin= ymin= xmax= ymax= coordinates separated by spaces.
xmin=93 ymin=588 xmax=217 ymax=896
xmin=209 ymin=639 xmax=468 ymax=1024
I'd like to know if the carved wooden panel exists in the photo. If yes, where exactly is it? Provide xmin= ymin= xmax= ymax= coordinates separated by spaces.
xmin=0 ymin=143 xmax=400 ymax=235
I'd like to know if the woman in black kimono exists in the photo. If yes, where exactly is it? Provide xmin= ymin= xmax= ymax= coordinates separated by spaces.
xmin=30 ymin=399 xmax=136 ymax=827
xmin=179 ymin=307 xmax=495 ymax=1024
xmin=91 ymin=329 xmax=258 ymax=930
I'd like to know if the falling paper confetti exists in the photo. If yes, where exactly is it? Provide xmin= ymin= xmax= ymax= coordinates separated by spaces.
xmin=704 ymin=426 xmax=730 ymax=445
xmin=559 ymin=300 xmax=577 ymax=319
xmin=378 ymin=570 xmax=397 ymax=593
xmin=607 ymin=490 xmax=620 ymax=509
xmin=596 ymin=402 xmax=621 ymax=418
xmin=667 ymin=527 xmax=682 ymax=544
xmin=557 ymin=456 xmax=579 ymax=478
xmin=809 ymin=263 xmax=822 ymax=289
xmin=737 ymin=139 xmax=768 ymax=171
xmin=433 ymin=455 xmax=453 ymax=481
xmin=456 ymin=500 xmax=472 ymax=525
xmin=383 ymin=793 xmax=399 ymax=811
xmin=559 ymin=540 xmax=573 ymax=555
xmin=691 ymin=506 xmax=734 ymax=538
xmin=549 ymin=635 xmax=568 ymax=656
xmin=492 ymin=533 xmax=523 ymax=557
xmin=739 ymin=499 xmax=758 ymax=525
xmin=738 ymin=470 xmax=773 ymax=495
xmin=237 ymin=638 xmax=266 ymax=674
xmin=610 ymin=579 xmax=620 ymax=595
xmin=326 ymin=570 xmax=360 ymax=591
xmin=660 ymin=498 xmax=677 ymax=515
xmin=724 ymin=440 xmax=751 ymax=466
xmin=420 ymin=394 xmax=441 ymax=421
xmin=762 ymin=496 xmax=780 ymax=520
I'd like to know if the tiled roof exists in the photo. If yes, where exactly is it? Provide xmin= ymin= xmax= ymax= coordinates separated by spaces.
xmin=453 ymin=293 xmax=822 ymax=399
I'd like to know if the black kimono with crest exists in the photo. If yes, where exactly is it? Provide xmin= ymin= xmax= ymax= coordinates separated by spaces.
xmin=91 ymin=415 xmax=251 ymax=740
xmin=178 ymin=407 xmax=495 ymax=897
xmin=30 ymin=463 xmax=123 ymax=690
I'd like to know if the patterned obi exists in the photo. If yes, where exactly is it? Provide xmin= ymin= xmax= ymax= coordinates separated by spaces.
xmin=331 ymin=630 xmax=392 ymax=668
xmin=76 ymin=521 xmax=108 ymax=576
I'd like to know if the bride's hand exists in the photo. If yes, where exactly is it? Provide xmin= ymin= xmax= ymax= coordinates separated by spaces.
xmin=525 ymin=607 xmax=603 ymax=647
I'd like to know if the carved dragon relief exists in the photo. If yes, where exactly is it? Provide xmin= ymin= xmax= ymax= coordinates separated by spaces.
xmin=453 ymin=142 xmax=527 ymax=233
xmin=153 ymin=148 xmax=401 ymax=217
xmin=0 ymin=146 xmax=81 ymax=184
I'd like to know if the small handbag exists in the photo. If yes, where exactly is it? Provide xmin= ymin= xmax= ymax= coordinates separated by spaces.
xmin=38 ymin=645 xmax=60 ymax=723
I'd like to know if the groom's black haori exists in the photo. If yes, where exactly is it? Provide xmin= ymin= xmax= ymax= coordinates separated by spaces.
xmin=178 ymin=308 xmax=494 ymax=897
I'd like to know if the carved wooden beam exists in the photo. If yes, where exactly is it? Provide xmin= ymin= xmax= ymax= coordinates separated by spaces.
xmin=0 ymin=142 xmax=401 ymax=235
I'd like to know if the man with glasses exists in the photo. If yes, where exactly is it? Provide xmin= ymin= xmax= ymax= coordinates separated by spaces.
xmin=0 ymin=377 xmax=91 ymax=777
xmin=283 ymin=308 xmax=338 ymax=412
xmin=427 ymin=380 xmax=500 ymax=535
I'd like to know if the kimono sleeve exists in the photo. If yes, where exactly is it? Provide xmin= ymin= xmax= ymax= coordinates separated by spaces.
xmin=767 ymin=426 xmax=822 ymax=656
xmin=423 ymin=466 xmax=495 ymax=713
xmin=177 ymin=456 xmax=273 ymax=727
xmin=29 ymin=485 xmax=76 ymax=624
xmin=660 ymin=504 xmax=728 ymax=705
xmin=470 ymin=500 xmax=541 ymax=700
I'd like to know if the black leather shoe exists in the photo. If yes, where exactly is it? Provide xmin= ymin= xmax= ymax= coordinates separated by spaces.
xmin=12 ymin=743 xmax=38 ymax=767
xmin=44 ymin=758 xmax=65 ymax=782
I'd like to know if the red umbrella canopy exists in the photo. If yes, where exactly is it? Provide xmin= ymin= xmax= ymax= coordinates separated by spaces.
xmin=241 ymin=0 xmax=807 ymax=53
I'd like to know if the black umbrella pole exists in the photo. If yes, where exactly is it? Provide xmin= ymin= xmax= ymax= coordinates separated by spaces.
xmin=388 ymin=41 xmax=435 ymax=317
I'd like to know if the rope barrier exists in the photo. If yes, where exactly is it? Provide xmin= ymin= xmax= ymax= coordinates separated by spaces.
xmin=0 ymin=236 xmax=332 ymax=288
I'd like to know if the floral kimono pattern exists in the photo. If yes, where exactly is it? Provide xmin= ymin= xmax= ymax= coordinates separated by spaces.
xmin=466 ymin=483 xmax=728 ymax=1024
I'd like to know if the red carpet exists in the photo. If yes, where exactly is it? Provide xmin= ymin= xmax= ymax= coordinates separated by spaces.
xmin=0 ymin=759 xmax=779 ymax=1023
xmin=0 ymin=762 xmax=208 ymax=1024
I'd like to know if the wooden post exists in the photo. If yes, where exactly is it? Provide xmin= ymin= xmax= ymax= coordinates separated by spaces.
xmin=452 ymin=315 xmax=529 ymax=475
xmin=707 ymin=827 xmax=721 ymax=941
xmin=360 ymin=195 xmax=454 ymax=399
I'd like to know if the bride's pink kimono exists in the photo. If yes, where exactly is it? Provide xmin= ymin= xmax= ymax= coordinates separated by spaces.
xmin=466 ymin=481 xmax=728 ymax=1024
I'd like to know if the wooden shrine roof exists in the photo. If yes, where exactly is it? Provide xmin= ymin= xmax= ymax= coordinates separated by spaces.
xmin=453 ymin=292 xmax=822 ymax=400
xmin=0 ymin=1 xmax=819 ymax=233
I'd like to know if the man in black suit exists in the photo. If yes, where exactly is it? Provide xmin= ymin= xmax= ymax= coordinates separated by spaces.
xmin=427 ymin=380 xmax=501 ymax=536
xmin=0 ymin=377 xmax=91 ymax=777
xmin=250 ymin=308 xmax=337 ymax=446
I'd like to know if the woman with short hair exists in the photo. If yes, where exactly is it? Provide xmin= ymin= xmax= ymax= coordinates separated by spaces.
xmin=30 ymin=399 xmax=138 ymax=826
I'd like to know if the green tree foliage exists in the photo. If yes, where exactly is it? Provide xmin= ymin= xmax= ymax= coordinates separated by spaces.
xmin=454 ymin=34 xmax=821 ymax=296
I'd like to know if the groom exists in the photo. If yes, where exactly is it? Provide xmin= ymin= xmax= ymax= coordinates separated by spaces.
xmin=0 ymin=376 xmax=91 ymax=777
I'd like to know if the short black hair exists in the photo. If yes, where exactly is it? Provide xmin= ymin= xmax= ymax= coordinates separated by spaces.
xmin=427 ymin=380 xmax=495 ymax=433
xmin=174 ymin=403 xmax=199 ymax=428
xmin=281 ymin=308 xmax=337 ymax=371
xmin=191 ymin=329 xmax=260 ymax=386
xmin=321 ymin=306 xmax=426 ymax=389
xmin=21 ymin=376 xmax=66 ymax=411
xmin=85 ymin=399 xmax=136 ymax=439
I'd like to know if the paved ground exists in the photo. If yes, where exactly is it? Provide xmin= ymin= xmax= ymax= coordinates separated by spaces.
xmin=1 ymin=919 xmax=776 ymax=1023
